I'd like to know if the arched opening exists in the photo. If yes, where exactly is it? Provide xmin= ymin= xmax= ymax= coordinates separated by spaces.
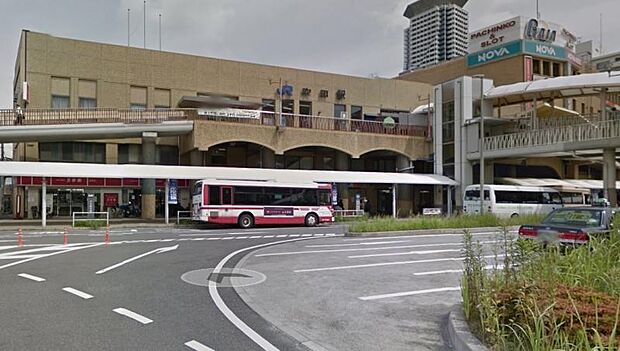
xmin=278 ymin=146 xmax=351 ymax=170
xmin=205 ymin=141 xmax=277 ymax=168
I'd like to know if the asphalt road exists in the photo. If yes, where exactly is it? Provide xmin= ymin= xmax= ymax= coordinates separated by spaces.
xmin=0 ymin=225 xmax=346 ymax=351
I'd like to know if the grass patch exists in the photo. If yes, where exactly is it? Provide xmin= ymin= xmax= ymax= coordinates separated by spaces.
xmin=73 ymin=219 xmax=107 ymax=229
xmin=334 ymin=214 xmax=369 ymax=223
xmin=349 ymin=213 xmax=544 ymax=233
xmin=462 ymin=223 xmax=620 ymax=350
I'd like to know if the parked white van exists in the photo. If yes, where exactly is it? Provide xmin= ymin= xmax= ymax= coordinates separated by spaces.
xmin=463 ymin=184 xmax=563 ymax=218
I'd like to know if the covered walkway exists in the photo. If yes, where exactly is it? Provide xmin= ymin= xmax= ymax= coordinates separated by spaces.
xmin=0 ymin=162 xmax=457 ymax=227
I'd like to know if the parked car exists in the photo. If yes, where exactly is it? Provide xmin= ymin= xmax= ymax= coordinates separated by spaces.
xmin=518 ymin=207 xmax=617 ymax=246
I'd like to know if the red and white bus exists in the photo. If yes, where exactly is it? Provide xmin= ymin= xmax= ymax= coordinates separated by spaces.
xmin=192 ymin=180 xmax=334 ymax=228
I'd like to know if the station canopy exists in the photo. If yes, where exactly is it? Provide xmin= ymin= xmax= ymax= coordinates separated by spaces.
xmin=486 ymin=72 xmax=620 ymax=105
xmin=0 ymin=162 xmax=458 ymax=186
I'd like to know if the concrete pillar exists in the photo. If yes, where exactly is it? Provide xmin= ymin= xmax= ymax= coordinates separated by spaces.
xmin=189 ymin=150 xmax=203 ymax=166
xmin=141 ymin=132 xmax=157 ymax=220
xmin=261 ymin=149 xmax=276 ymax=168
xmin=41 ymin=178 xmax=46 ymax=228
xmin=601 ymin=88 xmax=608 ymax=121
xmin=603 ymin=148 xmax=617 ymax=206
xmin=397 ymin=155 xmax=412 ymax=217
xmin=164 ymin=179 xmax=169 ymax=225
xmin=335 ymin=151 xmax=350 ymax=209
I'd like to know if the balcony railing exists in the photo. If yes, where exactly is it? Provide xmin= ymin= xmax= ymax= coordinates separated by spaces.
xmin=0 ymin=108 xmax=429 ymax=138
xmin=0 ymin=108 xmax=190 ymax=126
xmin=485 ymin=118 xmax=620 ymax=152
xmin=200 ymin=112 xmax=429 ymax=138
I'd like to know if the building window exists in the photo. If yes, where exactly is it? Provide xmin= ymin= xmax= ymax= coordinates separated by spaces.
xmin=533 ymin=59 xmax=541 ymax=75
xmin=334 ymin=104 xmax=346 ymax=118
xmin=39 ymin=142 xmax=105 ymax=163
xmin=581 ymin=103 xmax=586 ymax=115
xmin=157 ymin=145 xmax=179 ymax=165
xmin=542 ymin=61 xmax=551 ymax=76
xmin=351 ymin=105 xmax=363 ymax=120
xmin=79 ymin=98 xmax=97 ymax=108
xmin=51 ymin=77 xmax=70 ymax=109
xmin=78 ymin=80 xmax=97 ymax=108
xmin=154 ymin=88 xmax=171 ymax=109
xmin=299 ymin=101 xmax=312 ymax=115
xmin=118 ymin=144 xmax=142 ymax=164
xmin=130 ymin=86 xmax=147 ymax=109
xmin=282 ymin=99 xmax=294 ymax=114
xmin=51 ymin=95 xmax=70 ymax=109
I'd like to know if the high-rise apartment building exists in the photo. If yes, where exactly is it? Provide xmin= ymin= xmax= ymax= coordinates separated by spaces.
xmin=403 ymin=0 xmax=469 ymax=72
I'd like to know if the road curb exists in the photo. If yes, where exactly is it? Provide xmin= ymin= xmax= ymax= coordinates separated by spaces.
xmin=346 ymin=226 xmax=519 ymax=237
xmin=234 ymin=246 xmax=335 ymax=351
xmin=446 ymin=304 xmax=489 ymax=351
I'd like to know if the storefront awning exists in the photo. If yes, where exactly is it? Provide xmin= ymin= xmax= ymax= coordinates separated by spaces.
xmin=0 ymin=162 xmax=458 ymax=186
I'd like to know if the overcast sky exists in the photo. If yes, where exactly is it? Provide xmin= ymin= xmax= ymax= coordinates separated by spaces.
xmin=0 ymin=0 xmax=618 ymax=109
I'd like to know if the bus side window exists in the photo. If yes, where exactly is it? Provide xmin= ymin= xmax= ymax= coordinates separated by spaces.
xmin=222 ymin=187 xmax=233 ymax=205
xmin=209 ymin=186 xmax=220 ymax=205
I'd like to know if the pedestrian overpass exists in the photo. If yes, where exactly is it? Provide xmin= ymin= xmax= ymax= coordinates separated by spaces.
xmin=468 ymin=72 xmax=620 ymax=205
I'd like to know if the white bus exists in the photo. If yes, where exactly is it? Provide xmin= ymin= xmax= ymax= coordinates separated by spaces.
xmin=192 ymin=179 xmax=334 ymax=228
xmin=463 ymin=184 xmax=563 ymax=218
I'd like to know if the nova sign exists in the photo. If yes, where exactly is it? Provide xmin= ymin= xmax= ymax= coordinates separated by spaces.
xmin=523 ymin=40 xmax=566 ymax=60
xmin=467 ymin=40 xmax=521 ymax=67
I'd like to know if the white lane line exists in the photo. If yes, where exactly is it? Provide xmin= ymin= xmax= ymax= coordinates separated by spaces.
xmin=209 ymin=237 xmax=315 ymax=351
xmin=288 ymin=234 xmax=300 ymax=237
xmin=301 ymin=234 xmax=312 ymax=237
xmin=113 ymin=308 xmax=153 ymax=325
xmin=235 ymin=236 xmax=249 ymax=239
xmin=207 ymin=238 xmax=222 ymax=241
xmin=294 ymin=255 xmax=500 ymax=273
xmin=249 ymin=236 xmax=262 ymax=239
xmin=348 ymin=248 xmax=462 ymax=259
xmin=262 ymin=235 xmax=275 ymax=238
xmin=276 ymin=235 xmax=287 ymax=238
xmin=222 ymin=237 xmax=234 ymax=240
xmin=62 ymin=287 xmax=94 ymax=299
xmin=191 ymin=238 xmax=207 ymax=241
xmin=185 ymin=340 xmax=215 ymax=351
xmin=256 ymin=242 xmax=473 ymax=257
xmin=359 ymin=287 xmax=461 ymax=301
xmin=313 ymin=233 xmax=325 ymax=237
xmin=18 ymin=273 xmax=46 ymax=282
xmin=348 ymin=232 xmax=512 ymax=241
xmin=413 ymin=264 xmax=501 ymax=276
xmin=95 ymin=245 xmax=178 ymax=275
xmin=0 ymin=243 xmax=104 ymax=271
xmin=307 ymin=240 xmax=411 ymax=248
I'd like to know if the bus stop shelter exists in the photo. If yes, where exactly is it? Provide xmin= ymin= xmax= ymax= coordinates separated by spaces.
xmin=0 ymin=161 xmax=458 ymax=227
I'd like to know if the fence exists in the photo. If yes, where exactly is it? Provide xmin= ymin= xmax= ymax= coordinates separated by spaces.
xmin=333 ymin=210 xmax=365 ymax=217
xmin=176 ymin=211 xmax=192 ymax=225
xmin=201 ymin=111 xmax=429 ymax=137
xmin=0 ymin=108 xmax=191 ymax=127
xmin=485 ymin=118 xmax=620 ymax=152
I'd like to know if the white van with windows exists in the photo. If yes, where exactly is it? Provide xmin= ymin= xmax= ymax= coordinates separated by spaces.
xmin=463 ymin=184 xmax=563 ymax=218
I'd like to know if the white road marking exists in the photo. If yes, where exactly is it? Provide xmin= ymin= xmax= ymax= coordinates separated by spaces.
xmin=18 ymin=273 xmax=46 ymax=282
xmin=209 ymin=237 xmax=315 ymax=351
xmin=288 ymin=234 xmax=300 ymax=237
xmin=95 ymin=245 xmax=179 ymax=275
xmin=262 ymin=235 xmax=275 ymax=238
xmin=235 ymin=236 xmax=249 ymax=239
xmin=359 ymin=287 xmax=461 ymax=301
xmin=206 ymin=237 xmax=221 ymax=240
xmin=276 ymin=235 xmax=287 ymax=238
xmin=301 ymin=234 xmax=312 ymax=237
xmin=185 ymin=340 xmax=215 ymax=351
xmin=0 ymin=243 xmax=104 ymax=271
xmin=222 ymin=237 xmax=234 ymax=240
xmin=307 ymin=240 xmax=412 ymax=247
xmin=255 ymin=242 xmax=475 ymax=257
xmin=294 ymin=255 xmax=500 ymax=273
xmin=62 ymin=287 xmax=94 ymax=299
xmin=249 ymin=236 xmax=262 ymax=239
xmin=348 ymin=231 xmax=513 ymax=241
xmin=113 ymin=308 xmax=153 ymax=325
xmin=348 ymin=248 xmax=462 ymax=258
xmin=192 ymin=238 xmax=207 ymax=241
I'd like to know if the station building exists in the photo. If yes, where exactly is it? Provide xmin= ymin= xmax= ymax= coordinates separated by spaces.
xmin=8 ymin=30 xmax=437 ymax=220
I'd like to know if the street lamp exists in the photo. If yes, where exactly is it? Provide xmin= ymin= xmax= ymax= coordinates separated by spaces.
xmin=473 ymin=74 xmax=485 ymax=214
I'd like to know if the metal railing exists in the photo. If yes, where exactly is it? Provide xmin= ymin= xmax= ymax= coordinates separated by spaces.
xmin=201 ymin=111 xmax=429 ymax=137
xmin=333 ymin=209 xmax=365 ymax=217
xmin=176 ymin=210 xmax=192 ymax=225
xmin=0 ymin=108 xmax=191 ymax=127
xmin=0 ymin=107 xmax=429 ymax=137
xmin=485 ymin=118 xmax=620 ymax=152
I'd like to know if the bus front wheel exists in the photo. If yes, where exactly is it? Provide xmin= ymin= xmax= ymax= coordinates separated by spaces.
xmin=238 ymin=213 xmax=255 ymax=229
xmin=305 ymin=213 xmax=319 ymax=227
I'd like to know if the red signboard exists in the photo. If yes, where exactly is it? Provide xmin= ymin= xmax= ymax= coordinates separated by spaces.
xmin=51 ymin=177 xmax=88 ymax=187
xmin=88 ymin=178 xmax=105 ymax=186
xmin=104 ymin=193 xmax=119 ymax=208
xmin=122 ymin=178 xmax=140 ymax=187
xmin=105 ymin=178 xmax=122 ymax=187
xmin=14 ymin=176 xmax=190 ymax=188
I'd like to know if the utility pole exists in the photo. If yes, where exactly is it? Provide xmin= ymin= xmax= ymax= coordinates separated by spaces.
xmin=599 ymin=13 xmax=603 ymax=54
xmin=127 ymin=9 xmax=130 ymax=47
xmin=158 ymin=13 xmax=162 ymax=51
xmin=536 ymin=0 xmax=540 ymax=19
xmin=475 ymin=75 xmax=486 ymax=214
xmin=143 ymin=0 xmax=146 ymax=49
